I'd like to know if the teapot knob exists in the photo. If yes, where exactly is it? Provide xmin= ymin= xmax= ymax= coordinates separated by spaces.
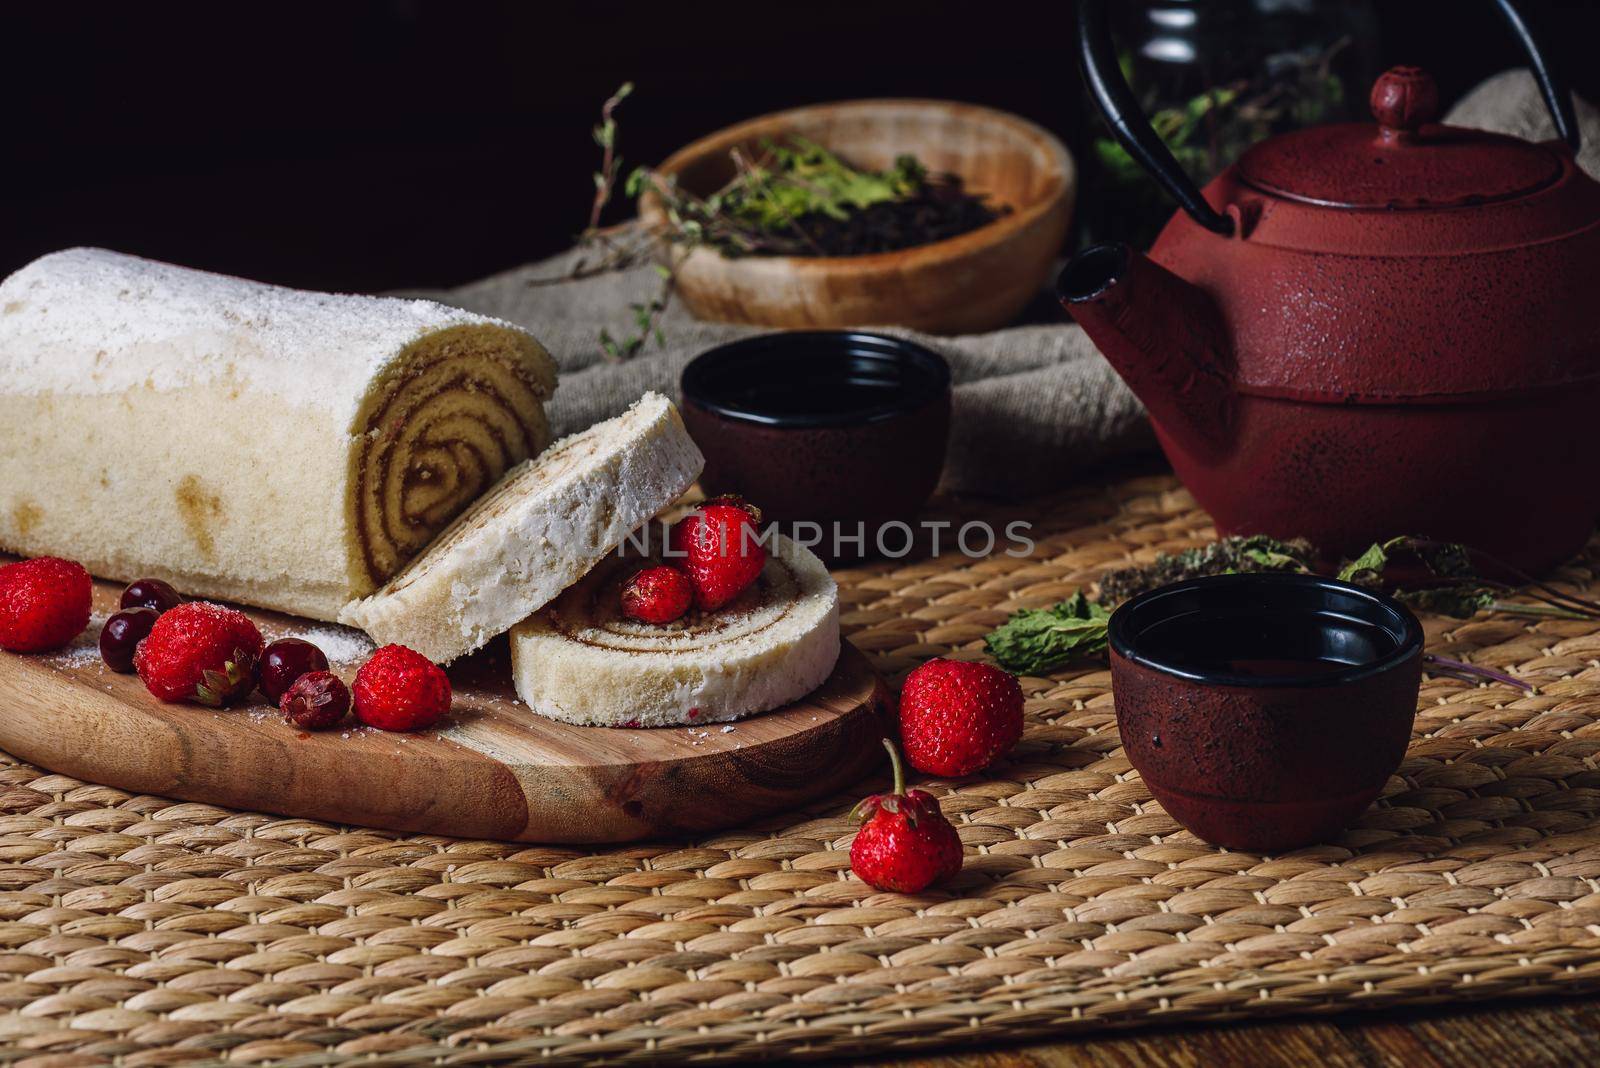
xmin=1371 ymin=66 xmax=1439 ymax=137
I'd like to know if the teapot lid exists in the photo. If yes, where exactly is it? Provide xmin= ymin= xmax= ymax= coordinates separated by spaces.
xmin=1236 ymin=67 xmax=1564 ymax=210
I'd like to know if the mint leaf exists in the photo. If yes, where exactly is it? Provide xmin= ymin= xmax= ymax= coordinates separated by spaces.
xmin=984 ymin=592 xmax=1112 ymax=675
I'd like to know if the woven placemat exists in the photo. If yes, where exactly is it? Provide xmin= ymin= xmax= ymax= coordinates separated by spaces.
xmin=5 ymin=471 xmax=1600 ymax=1066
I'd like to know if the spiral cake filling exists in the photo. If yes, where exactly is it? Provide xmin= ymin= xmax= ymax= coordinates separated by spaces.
xmin=351 ymin=325 xmax=553 ymax=594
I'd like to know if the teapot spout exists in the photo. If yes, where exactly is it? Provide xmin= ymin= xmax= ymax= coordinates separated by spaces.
xmin=1058 ymin=244 xmax=1235 ymax=460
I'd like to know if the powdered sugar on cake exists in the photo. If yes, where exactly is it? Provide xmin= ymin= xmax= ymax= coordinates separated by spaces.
xmin=0 ymin=247 xmax=523 ymax=415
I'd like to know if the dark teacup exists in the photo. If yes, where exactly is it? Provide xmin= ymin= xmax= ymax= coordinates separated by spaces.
xmin=1108 ymin=573 xmax=1423 ymax=852
xmin=680 ymin=331 xmax=950 ymax=560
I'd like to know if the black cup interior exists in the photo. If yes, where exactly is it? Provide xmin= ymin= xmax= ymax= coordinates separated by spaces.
xmin=1109 ymin=573 xmax=1423 ymax=688
xmin=680 ymin=331 xmax=951 ymax=428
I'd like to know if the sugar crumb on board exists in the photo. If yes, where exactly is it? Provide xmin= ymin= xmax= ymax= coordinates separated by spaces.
xmin=47 ymin=611 xmax=109 ymax=670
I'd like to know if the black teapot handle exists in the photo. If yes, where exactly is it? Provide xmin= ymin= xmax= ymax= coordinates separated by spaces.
xmin=1494 ymin=0 xmax=1581 ymax=153
xmin=1076 ymin=0 xmax=1581 ymax=239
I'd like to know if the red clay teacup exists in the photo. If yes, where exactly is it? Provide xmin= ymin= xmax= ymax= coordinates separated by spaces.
xmin=1108 ymin=573 xmax=1423 ymax=852
xmin=680 ymin=331 xmax=950 ymax=561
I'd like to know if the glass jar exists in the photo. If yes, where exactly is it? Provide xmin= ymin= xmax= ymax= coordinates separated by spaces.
xmin=1082 ymin=0 xmax=1380 ymax=249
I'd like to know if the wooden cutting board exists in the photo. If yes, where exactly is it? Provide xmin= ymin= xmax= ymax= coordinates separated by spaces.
xmin=0 ymin=577 xmax=890 ymax=843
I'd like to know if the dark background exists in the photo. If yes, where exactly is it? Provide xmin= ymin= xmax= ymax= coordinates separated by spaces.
xmin=8 ymin=0 xmax=1600 ymax=293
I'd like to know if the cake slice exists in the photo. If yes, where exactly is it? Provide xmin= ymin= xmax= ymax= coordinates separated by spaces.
xmin=508 ymin=532 xmax=840 ymax=727
xmin=340 ymin=393 xmax=704 ymax=663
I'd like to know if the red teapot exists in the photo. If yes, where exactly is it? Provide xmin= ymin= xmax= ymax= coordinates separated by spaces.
xmin=1061 ymin=0 xmax=1600 ymax=573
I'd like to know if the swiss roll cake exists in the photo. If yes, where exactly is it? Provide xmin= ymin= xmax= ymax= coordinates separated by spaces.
xmin=0 ymin=248 xmax=556 ymax=620
xmin=509 ymin=532 xmax=841 ymax=727
xmin=341 ymin=393 xmax=705 ymax=664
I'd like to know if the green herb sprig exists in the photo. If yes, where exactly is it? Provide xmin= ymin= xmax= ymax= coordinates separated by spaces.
xmin=527 ymin=82 xmax=682 ymax=362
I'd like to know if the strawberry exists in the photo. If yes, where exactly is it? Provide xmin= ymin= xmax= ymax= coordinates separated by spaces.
xmin=668 ymin=496 xmax=767 ymax=611
xmin=134 ymin=601 xmax=263 ymax=706
xmin=898 ymin=658 xmax=1024 ymax=777
xmin=353 ymin=644 xmax=451 ymax=731
xmin=621 ymin=565 xmax=693 ymax=624
xmin=0 ymin=556 xmax=92 ymax=652
xmin=850 ymin=740 xmax=963 ymax=893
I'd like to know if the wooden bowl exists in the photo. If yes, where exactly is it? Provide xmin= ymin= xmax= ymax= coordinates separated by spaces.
xmin=639 ymin=99 xmax=1076 ymax=335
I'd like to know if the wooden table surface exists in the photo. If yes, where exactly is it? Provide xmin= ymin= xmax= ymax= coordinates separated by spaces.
xmin=859 ymin=998 xmax=1600 ymax=1067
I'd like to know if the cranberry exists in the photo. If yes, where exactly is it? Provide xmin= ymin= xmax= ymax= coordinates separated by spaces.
xmin=120 ymin=578 xmax=183 ymax=615
xmin=259 ymin=638 xmax=330 ymax=702
xmin=99 ymin=607 xmax=159 ymax=673
xmin=281 ymin=671 xmax=349 ymax=731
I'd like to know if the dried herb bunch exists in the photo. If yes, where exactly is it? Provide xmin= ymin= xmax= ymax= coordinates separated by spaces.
xmin=1096 ymin=535 xmax=1316 ymax=605
xmin=631 ymin=138 xmax=1005 ymax=259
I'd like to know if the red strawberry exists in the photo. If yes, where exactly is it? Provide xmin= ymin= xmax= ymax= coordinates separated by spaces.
xmin=353 ymin=644 xmax=451 ymax=731
xmin=621 ymin=565 xmax=693 ymax=624
xmin=668 ymin=496 xmax=766 ymax=611
xmin=134 ymin=601 xmax=263 ymax=706
xmin=0 ymin=556 xmax=92 ymax=652
xmin=850 ymin=740 xmax=963 ymax=893
xmin=898 ymin=658 xmax=1024 ymax=777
